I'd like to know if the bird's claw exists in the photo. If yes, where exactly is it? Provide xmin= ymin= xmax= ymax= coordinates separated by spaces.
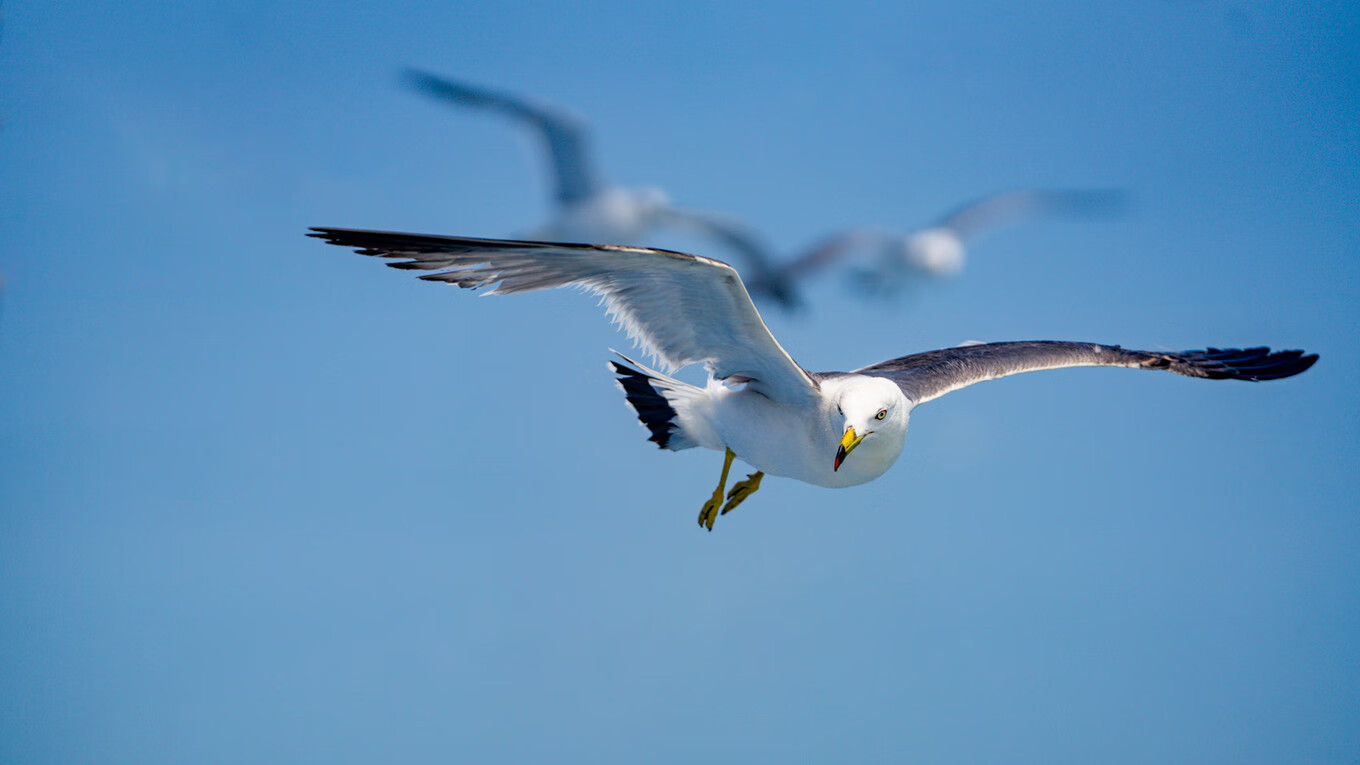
xmin=721 ymin=472 xmax=763 ymax=515
xmin=698 ymin=489 xmax=725 ymax=531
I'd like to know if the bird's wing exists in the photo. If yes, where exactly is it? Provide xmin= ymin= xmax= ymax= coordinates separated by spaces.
xmin=774 ymin=228 xmax=897 ymax=282
xmin=309 ymin=228 xmax=821 ymax=402
xmin=405 ymin=69 xmax=600 ymax=205
xmin=853 ymin=341 xmax=1316 ymax=406
xmin=650 ymin=206 xmax=799 ymax=309
xmin=933 ymin=189 xmax=1127 ymax=242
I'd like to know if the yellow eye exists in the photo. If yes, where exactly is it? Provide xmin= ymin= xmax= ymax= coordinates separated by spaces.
xmin=875 ymin=409 xmax=887 ymax=420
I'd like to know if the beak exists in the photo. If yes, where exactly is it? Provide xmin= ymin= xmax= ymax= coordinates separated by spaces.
xmin=834 ymin=426 xmax=867 ymax=471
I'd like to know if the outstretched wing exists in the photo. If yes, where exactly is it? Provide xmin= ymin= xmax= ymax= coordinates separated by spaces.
xmin=853 ymin=341 xmax=1316 ymax=406
xmin=777 ymin=228 xmax=896 ymax=281
xmin=405 ymin=69 xmax=600 ymax=205
xmin=934 ymin=189 xmax=1127 ymax=242
xmin=652 ymin=206 xmax=800 ymax=309
xmin=309 ymin=228 xmax=821 ymax=402
xmin=769 ymin=189 xmax=1127 ymax=285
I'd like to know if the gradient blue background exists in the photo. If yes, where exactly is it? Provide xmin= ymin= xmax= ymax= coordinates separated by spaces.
xmin=2 ymin=1 xmax=1357 ymax=762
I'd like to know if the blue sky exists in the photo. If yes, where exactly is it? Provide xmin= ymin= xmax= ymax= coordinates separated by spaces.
xmin=2 ymin=1 xmax=1357 ymax=762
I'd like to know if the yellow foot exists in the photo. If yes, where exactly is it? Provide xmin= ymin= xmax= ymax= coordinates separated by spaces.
xmin=698 ymin=447 xmax=739 ymax=532
xmin=722 ymin=471 xmax=764 ymax=515
xmin=698 ymin=488 xmax=725 ymax=531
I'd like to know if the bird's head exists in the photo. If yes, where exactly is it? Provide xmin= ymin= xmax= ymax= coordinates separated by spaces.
xmin=600 ymin=187 xmax=673 ymax=235
xmin=903 ymin=228 xmax=966 ymax=277
xmin=833 ymin=377 xmax=910 ymax=474
xmin=632 ymin=186 xmax=673 ymax=214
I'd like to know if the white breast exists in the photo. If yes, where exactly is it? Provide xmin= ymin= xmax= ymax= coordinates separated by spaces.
xmin=705 ymin=384 xmax=906 ymax=489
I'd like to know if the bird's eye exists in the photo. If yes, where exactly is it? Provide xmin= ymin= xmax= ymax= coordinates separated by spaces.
xmin=875 ymin=409 xmax=887 ymax=420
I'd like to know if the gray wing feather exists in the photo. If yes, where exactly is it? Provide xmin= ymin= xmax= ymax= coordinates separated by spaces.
xmin=766 ymin=189 xmax=1126 ymax=286
xmin=652 ymin=206 xmax=800 ymax=309
xmin=405 ymin=69 xmax=600 ymax=205
xmin=853 ymin=341 xmax=1317 ymax=405
xmin=781 ymin=229 xmax=895 ymax=279
xmin=935 ymin=189 xmax=1126 ymax=241
xmin=308 ymin=228 xmax=820 ymax=402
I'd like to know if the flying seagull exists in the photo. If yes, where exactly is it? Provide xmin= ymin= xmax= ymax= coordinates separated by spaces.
xmin=404 ymin=69 xmax=799 ymax=307
xmin=748 ymin=189 xmax=1125 ymax=304
xmin=308 ymin=227 xmax=1317 ymax=530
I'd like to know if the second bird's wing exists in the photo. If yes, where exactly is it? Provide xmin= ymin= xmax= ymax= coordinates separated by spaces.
xmin=405 ymin=69 xmax=601 ymax=206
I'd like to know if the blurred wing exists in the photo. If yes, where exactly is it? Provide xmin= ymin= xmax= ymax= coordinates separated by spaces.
xmin=934 ymin=189 xmax=1127 ymax=242
xmin=854 ymin=341 xmax=1317 ymax=406
xmin=405 ymin=69 xmax=600 ymax=205
xmin=652 ymin=206 xmax=799 ymax=309
xmin=309 ymin=228 xmax=821 ymax=402
xmin=778 ymin=228 xmax=896 ymax=280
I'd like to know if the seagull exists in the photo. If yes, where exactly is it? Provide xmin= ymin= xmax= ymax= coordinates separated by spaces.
xmin=748 ymin=189 xmax=1125 ymax=304
xmin=308 ymin=227 xmax=1317 ymax=531
xmin=404 ymin=69 xmax=800 ymax=308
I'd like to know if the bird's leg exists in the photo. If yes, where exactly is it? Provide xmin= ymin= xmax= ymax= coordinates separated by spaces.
xmin=698 ymin=448 xmax=737 ymax=531
xmin=722 ymin=471 xmax=764 ymax=516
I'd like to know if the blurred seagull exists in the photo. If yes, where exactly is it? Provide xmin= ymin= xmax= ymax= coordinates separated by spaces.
xmin=405 ymin=69 xmax=800 ymax=307
xmin=748 ymin=189 xmax=1125 ymax=303
xmin=309 ymin=227 xmax=1317 ymax=531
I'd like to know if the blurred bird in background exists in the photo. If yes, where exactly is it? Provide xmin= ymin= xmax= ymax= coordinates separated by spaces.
xmin=404 ymin=69 xmax=801 ymax=307
xmin=746 ymin=188 xmax=1127 ymax=306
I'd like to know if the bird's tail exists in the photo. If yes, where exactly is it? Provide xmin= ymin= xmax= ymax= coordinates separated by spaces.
xmin=609 ymin=352 xmax=703 ymax=451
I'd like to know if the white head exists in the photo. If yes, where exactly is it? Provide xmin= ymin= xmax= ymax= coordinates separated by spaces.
xmin=585 ymin=186 xmax=673 ymax=238
xmin=631 ymin=186 xmax=672 ymax=212
xmin=902 ymin=227 xmax=966 ymax=277
xmin=831 ymin=376 xmax=911 ymax=480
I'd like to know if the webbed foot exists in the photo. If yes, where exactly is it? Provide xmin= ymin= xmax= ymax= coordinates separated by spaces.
xmin=721 ymin=471 xmax=764 ymax=516
xmin=698 ymin=488 xmax=725 ymax=530
xmin=697 ymin=448 xmax=738 ymax=532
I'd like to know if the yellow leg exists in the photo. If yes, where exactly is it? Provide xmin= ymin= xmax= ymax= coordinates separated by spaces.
xmin=698 ymin=448 xmax=737 ymax=531
xmin=722 ymin=471 xmax=764 ymax=516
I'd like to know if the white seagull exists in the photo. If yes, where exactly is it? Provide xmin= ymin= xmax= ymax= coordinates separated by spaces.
xmin=309 ymin=227 xmax=1317 ymax=530
xmin=404 ymin=70 xmax=799 ymax=308
xmin=748 ymin=189 xmax=1125 ymax=304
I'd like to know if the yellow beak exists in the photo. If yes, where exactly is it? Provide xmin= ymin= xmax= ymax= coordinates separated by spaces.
xmin=834 ymin=426 xmax=866 ymax=471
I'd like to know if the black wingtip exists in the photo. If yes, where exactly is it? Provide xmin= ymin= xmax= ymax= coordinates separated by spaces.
xmin=306 ymin=227 xmax=456 ymax=255
xmin=1180 ymin=347 xmax=1319 ymax=381
xmin=402 ymin=68 xmax=462 ymax=101
xmin=1262 ymin=351 xmax=1319 ymax=380
xmin=307 ymin=227 xmax=349 ymax=245
xmin=402 ymin=67 xmax=432 ymax=85
xmin=402 ymin=67 xmax=446 ymax=91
